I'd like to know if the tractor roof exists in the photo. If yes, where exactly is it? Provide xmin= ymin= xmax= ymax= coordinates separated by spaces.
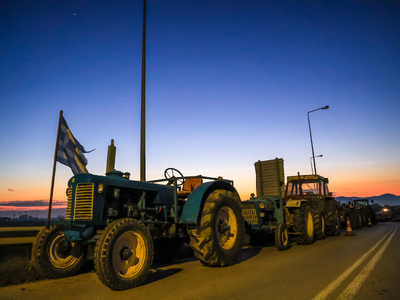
xmin=287 ymin=174 xmax=328 ymax=182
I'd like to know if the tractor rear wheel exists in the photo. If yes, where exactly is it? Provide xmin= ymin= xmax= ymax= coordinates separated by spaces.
xmin=314 ymin=211 xmax=327 ymax=240
xmin=326 ymin=201 xmax=341 ymax=236
xmin=275 ymin=222 xmax=290 ymax=251
xmin=31 ymin=225 xmax=86 ymax=278
xmin=94 ymin=218 xmax=153 ymax=291
xmin=189 ymin=189 xmax=244 ymax=267
xmin=293 ymin=204 xmax=314 ymax=245
xmin=354 ymin=210 xmax=362 ymax=229
xmin=367 ymin=207 xmax=377 ymax=225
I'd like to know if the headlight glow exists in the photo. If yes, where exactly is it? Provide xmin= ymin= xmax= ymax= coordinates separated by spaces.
xmin=98 ymin=183 xmax=104 ymax=193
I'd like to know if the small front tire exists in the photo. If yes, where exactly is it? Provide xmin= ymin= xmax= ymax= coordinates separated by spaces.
xmin=275 ymin=222 xmax=290 ymax=251
xmin=94 ymin=218 xmax=153 ymax=291
xmin=31 ymin=225 xmax=86 ymax=278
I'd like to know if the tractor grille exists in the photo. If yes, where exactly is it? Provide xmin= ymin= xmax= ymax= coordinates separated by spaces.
xmin=65 ymin=186 xmax=72 ymax=220
xmin=73 ymin=183 xmax=94 ymax=220
xmin=242 ymin=203 xmax=258 ymax=225
xmin=65 ymin=183 xmax=94 ymax=221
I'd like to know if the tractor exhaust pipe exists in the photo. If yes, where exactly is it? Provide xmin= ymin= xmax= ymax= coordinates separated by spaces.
xmin=106 ymin=139 xmax=116 ymax=173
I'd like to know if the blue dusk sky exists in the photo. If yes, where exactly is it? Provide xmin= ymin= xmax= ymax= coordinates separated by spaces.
xmin=0 ymin=0 xmax=399 ymax=214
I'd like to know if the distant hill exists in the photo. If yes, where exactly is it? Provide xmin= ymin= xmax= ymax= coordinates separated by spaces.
xmin=336 ymin=193 xmax=400 ymax=206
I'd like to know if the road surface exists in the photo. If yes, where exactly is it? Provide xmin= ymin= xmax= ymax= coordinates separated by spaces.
xmin=1 ymin=222 xmax=399 ymax=300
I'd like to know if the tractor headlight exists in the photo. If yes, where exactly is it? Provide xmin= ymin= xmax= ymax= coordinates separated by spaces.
xmin=259 ymin=203 xmax=265 ymax=209
xmin=98 ymin=183 xmax=104 ymax=194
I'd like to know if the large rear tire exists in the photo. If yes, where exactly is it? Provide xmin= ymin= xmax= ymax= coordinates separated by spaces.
xmin=94 ymin=218 xmax=153 ymax=291
xmin=353 ymin=210 xmax=362 ymax=229
xmin=189 ymin=189 xmax=244 ymax=267
xmin=326 ymin=201 xmax=341 ymax=236
xmin=31 ymin=225 xmax=86 ymax=278
xmin=293 ymin=204 xmax=314 ymax=245
xmin=367 ymin=207 xmax=377 ymax=225
xmin=313 ymin=210 xmax=327 ymax=240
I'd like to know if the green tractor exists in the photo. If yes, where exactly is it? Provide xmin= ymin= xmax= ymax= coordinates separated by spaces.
xmin=32 ymin=141 xmax=245 ymax=291
xmin=349 ymin=198 xmax=377 ymax=227
xmin=242 ymin=159 xmax=291 ymax=250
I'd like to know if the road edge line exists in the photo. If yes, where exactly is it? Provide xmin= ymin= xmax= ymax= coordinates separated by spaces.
xmin=312 ymin=227 xmax=394 ymax=300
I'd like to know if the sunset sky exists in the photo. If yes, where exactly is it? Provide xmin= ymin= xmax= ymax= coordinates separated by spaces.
xmin=1 ymin=1 xmax=399 ymax=218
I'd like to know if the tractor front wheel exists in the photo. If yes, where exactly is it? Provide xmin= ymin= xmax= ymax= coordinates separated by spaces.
xmin=275 ymin=222 xmax=290 ymax=251
xmin=189 ymin=189 xmax=244 ymax=267
xmin=31 ymin=225 xmax=86 ymax=278
xmin=94 ymin=218 xmax=153 ymax=291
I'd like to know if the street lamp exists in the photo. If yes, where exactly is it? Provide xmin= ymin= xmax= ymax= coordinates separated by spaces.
xmin=310 ymin=155 xmax=323 ymax=174
xmin=308 ymin=105 xmax=329 ymax=175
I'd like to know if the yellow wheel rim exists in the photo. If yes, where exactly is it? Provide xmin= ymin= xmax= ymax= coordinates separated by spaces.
xmin=215 ymin=206 xmax=237 ymax=250
xmin=49 ymin=232 xmax=79 ymax=269
xmin=282 ymin=227 xmax=289 ymax=247
xmin=307 ymin=211 xmax=314 ymax=237
xmin=112 ymin=231 xmax=146 ymax=279
xmin=321 ymin=215 xmax=325 ymax=234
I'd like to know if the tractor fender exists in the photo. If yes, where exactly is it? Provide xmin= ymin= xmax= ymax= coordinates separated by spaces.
xmin=180 ymin=180 xmax=241 ymax=225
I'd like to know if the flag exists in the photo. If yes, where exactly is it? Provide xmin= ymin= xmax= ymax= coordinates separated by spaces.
xmin=56 ymin=116 xmax=92 ymax=175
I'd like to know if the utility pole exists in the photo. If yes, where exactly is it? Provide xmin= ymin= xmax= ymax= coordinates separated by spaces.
xmin=140 ymin=0 xmax=147 ymax=181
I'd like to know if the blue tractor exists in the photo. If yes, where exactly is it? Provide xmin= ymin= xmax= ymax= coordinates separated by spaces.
xmin=32 ymin=141 xmax=245 ymax=290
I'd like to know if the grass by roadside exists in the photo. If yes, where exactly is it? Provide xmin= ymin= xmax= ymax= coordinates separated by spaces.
xmin=0 ymin=245 xmax=43 ymax=287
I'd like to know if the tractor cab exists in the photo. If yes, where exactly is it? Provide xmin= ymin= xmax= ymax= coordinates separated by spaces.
xmin=285 ymin=174 xmax=331 ymax=203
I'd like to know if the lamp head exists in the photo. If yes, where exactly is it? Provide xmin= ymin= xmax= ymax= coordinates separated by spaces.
xmin=322 ymin=105 xmax=329 ymax=110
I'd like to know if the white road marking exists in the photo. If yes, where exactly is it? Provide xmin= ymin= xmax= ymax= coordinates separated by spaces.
xmin=312 ymin=226 xmax=395 ymax=300
xmin=337 ymin=226 xmax=397 ymax=299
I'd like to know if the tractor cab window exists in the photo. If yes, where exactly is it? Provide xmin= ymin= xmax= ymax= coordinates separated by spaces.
xmin=286 ymin=180 xmax=320 ymax=196
xmin=286 ymin=181 xmax=300 ymax=196
xmin=323 ymin=181 xmax=330 ymax=196
xmin=302 ymin=180 xmax=320 ymax=195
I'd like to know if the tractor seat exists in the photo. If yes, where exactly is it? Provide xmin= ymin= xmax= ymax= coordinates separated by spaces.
xmin=177 ymin=177 xmax=202 ymax=197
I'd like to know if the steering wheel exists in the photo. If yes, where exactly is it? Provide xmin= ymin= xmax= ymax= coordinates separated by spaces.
xmin=164 ymin=168 xmax=184 ymax=187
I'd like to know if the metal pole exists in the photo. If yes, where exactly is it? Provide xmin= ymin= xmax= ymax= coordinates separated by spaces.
xmin=307 ymin=106 xmax=329 ymax=176
xmin=140 ymin=0 xmax=146 ymax=182
xmin=47 ymin=110 xmax=63 ymax=228
xmin=308 ymin=112 xmax=317 ymax=175
xmin=310 ymin=155 xmax=323 ymax=175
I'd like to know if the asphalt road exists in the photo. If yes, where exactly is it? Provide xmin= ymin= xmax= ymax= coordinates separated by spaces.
xmin=1 ymin=222 xmax=399 ymax=300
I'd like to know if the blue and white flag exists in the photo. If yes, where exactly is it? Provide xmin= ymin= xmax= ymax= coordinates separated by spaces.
xmin=57 ymin=116 xmax=92 ymax=175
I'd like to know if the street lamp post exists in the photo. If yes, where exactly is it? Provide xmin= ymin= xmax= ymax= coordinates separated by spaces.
xmin=308 ymin=105 xmax=329 ymax=175
xmin=310 ymin=155 xmax=323 ymax=174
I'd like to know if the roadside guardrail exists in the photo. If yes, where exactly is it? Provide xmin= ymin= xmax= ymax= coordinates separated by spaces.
xmin=0 ymin=227 xmax=43 ymax=246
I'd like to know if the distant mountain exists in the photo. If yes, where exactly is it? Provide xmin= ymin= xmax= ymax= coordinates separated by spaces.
xmin=336 ymin=194 xmax=400 ymax=206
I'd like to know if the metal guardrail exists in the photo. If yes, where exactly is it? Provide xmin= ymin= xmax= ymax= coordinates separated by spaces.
xmin=0 ymin=226 xmax=43 ymax=246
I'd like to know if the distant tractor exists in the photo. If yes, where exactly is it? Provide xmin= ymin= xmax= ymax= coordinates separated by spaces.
xmin=341 ymin=198 xmax=378 ymax=229
xmin=350 ymin=198 xmax=377 ymax=225
xmin=32 ymin=141 xmax=245 ymax=291
xmin=241 ymin=159 xmax=340 ymax=251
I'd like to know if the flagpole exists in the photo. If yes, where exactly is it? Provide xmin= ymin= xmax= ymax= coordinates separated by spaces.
xmin=47 ymin=110 xmax=63 ymax=228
